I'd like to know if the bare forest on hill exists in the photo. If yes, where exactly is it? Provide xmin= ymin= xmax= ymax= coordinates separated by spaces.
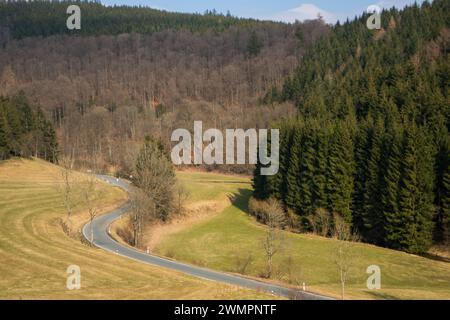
xmin=0 ymin=20 xmax=329 ymax=174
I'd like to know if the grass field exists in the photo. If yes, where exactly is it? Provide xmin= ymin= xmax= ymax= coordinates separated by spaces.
xmin=155 ymin=172 xmax=450 ymax=300
xmin=0 ymin=158 xmax=273 ymax=299
xmin=177 ymin=171 xmax=252 ymax=204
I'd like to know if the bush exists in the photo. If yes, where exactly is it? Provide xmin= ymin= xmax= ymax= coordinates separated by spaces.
xmin=307 ymin=208 xmax=332 ymax=237
xmin=248 ymin=197 xmax=286 ymax=228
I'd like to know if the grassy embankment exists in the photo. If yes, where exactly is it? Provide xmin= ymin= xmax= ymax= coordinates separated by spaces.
xmin=153 ymin=171 xmax=450 ymax=300
xmin=0 ymin=158 xmax=274 ymax=299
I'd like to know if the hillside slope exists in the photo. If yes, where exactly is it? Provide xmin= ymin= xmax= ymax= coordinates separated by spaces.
xmin=153 ymin=171 xmax=450 ymax=300
xmin=0 ymin=158 xmax=272 ymax=299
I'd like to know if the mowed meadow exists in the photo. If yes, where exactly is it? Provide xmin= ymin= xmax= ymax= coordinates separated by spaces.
xmin=154 ymin=172 xmax=450 ymax=300
xmin=0 ymin=158 xmax=273 ymax=299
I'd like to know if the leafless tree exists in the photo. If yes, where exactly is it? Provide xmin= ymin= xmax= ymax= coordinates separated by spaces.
xmin=308 ymin=208 xmax=332 ymax=237
xmin=262 ymin=198 xmax=286 ymax=279
xmin=129 ymin=188 xmax=155 ymax=248
xmin=332 ymin=213 xmax=360 ymax=300
xmin=234 ymin=252 xmax=254 ymax=275
xmin=175 ymin=182 xmax=190 ymax=215
xmin=282 ymin=255 xmax=307 ymax=300
xmin=82 ymin=174 xmax=102 ymax=244
xmin=57 ymin=156 xmax=77 ymax=226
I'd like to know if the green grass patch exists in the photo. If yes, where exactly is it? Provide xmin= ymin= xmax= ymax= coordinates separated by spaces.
xmin=156 ymin=171 xmax=450 ymax=300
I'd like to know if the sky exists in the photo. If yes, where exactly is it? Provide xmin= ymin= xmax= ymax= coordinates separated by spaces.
xmin=102 ymin=0 xmax=427 ymax=24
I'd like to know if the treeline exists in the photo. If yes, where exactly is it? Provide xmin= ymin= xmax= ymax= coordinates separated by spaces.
xmin=255 ymin=0 xmax=450 ymax=254
xmin=254 ymin=117 xmax=449 ymax=254
xmin=0 ymin=0 xmax=279 ymax=40
xmin=0 ymin=94 xmax=58 ymax=162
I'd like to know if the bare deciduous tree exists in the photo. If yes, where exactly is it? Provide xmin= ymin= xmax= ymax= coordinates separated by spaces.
xmin=82 ymin=174 xmax=102 ymax=244
xmin=175 ymin=182 xmax=190 ymax=215
xmin=130 ymin=188 xmax=155 ymax=248
xmin=234 ymin=252 xmax=254 ymax=275
xmin=332 ymin=213 xmax=360 ymax=300
xmin=57 ymin=156 xmax=77 ymax=227
xmin=262 ymin=198 xmax=286 ymax=279
xmin=308 ymin=208 xmax=332 ymax=237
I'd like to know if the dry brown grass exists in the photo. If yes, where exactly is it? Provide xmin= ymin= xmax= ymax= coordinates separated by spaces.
xmin=0 ymin=158 xmax=275 ymax=300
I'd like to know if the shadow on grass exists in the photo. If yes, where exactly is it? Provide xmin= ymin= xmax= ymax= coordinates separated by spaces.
xmin=363 ymin=290 xmax=400 ymax=300
xmin=419 ymin=252 xmax=450 ymax=263
xmin=227 ymin=188 xmax=253 ymax=213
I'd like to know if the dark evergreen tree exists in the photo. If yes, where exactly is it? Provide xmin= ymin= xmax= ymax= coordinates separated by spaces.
xmin=311 ymin=125 xmax=328 ymax=210
xmin=298 ymin=125 xmax=315 ymax=215
xmin=385 ymin=124 xmax=434 ymax=253
xmin=247 ymin=31 xmax=263 ymax=58
xmin=326 ymin=123 xmax=355 ymax=223
xmin=266 ymin=121 xmax=294 ymax=201
xmin=0 ymin=111 xmax=9 ymax=159
xmin=434 ymin=126 xmax=450 ymax=243
xmin=361 ymin=119 xmax=385 ymax=245
xmin=0 ymin=95 xmax=58 ymax=162
xmin=352 ymin=120 xmax=371 ymax=231
xmin=285 ymin=126 xmax=303 ymax=213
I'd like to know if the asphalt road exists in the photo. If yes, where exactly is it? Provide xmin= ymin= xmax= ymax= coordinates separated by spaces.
xmin=82 ymin=175 xmax=333 ymax=300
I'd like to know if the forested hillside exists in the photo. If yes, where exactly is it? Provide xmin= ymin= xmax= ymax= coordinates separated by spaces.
xmin=255 ymin=0 xmax=450 ymax=254
xmin=0 ymin=1 xmax=328 ymax=173
xmin=0 ymin=0 xmax=276 ymax=40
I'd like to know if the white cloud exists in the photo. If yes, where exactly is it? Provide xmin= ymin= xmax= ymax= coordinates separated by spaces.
xmin=272 ymin=4 xmax=339 ymax=24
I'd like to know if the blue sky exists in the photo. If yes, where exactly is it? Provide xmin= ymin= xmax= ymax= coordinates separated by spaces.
xmin=102 ymin=0 xmax=427 ymax=24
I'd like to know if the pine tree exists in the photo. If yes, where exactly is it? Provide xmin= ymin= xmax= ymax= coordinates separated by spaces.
xmin=434 ymin=127 xmax=450 ymax=244
xmin=252 ymin=160 xmax=268 ymax=200
xmin=298 ymin=125 xmax=315 ymax=215
xmin=285 ymin=125 xmax=303 ymax=213
xmin=247 ymin=31 xmax=262 ymax=58
xmin=0 ymin=109 xmax=9 ymax=160
xmin=42 ymin=118 xmax=58 ymax=163
xmin=253 ymin=144 xmax=269 ymax=200
xmin=385 ymin=124 xmax=434 ymax=253
xmin=266 ymin=121 xmax=294 ymax=201
xmin=135 ymin=137 xmax=175 ymax=221
xmin=352 ymin=120 xmax=371 ymax=231
xmin=312 ymin=125 xmax=328 ymax=210
xmin=381 ymin=123 xmax=402 ymax=247
xmin=326 ymin=123 xmax=355 ymax=224
xmin=442 ymin=164 xmax=450 ymax=244
xmin=362 ymin=119 xmax=385 ymax=245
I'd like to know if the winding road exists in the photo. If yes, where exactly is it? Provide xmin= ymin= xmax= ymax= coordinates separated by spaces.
xmin=82 ymin=175 xmax=333 ymax=300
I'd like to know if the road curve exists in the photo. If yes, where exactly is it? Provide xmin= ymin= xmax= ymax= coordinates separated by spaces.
xmin=82 ymin=175 xmax=333 ymax=300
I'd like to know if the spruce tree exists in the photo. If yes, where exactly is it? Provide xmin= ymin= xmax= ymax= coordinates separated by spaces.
xmin=434 ymin=128 xmax=450 ymax=243
xmin=386 ymin=123 xmax=434 ymax=253
xmin=362 ymin=119 xmax=385 ymax=245
xmin=326 ymin=123 xmax=355 ymax=224
xmin=312 ymin=125 xmax=328 ymax=210
xmin=252 ymin=158 xmax=268 ymax=200
xmin=442 ymin=163 xmax=450 ymax=244
xmin=247 ymin=31 xmax=262 ymax=58
xmin=353 ymin=120 xmax=371 ymax=231
xmin=381 ymin=123 xmax=402 ymax=247
xmin=298 ymin=125 xmax=315 ymax=215
xmin=285 ymin=124 xmax=303 ymax=213
xmin=0 ymin=110 xmax=9 ymax=160
xmin=266 ymin=121 xmax=294 ymax=201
